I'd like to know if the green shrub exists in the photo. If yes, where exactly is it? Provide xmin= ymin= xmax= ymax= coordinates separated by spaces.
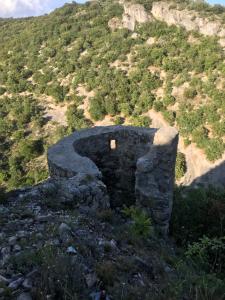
xmin=185 ymin=236 xmax=225 ymax=276
xmin=0 ymin=87 xmax=6 ymax=95
xmin=175 ymin=152 xmax=187 ymax=180
xmin=171 ymin=187 xmax=225 ymax=246
xmin=184 ymin=87 xmax=198 ymax=99
xmin=96 ymin=261 xmax=117 ymax=287
xmin=123 ymin=206 xmax=153 ymax=238
xmin=129 ymin=115 xmax=151 ymax=127
xmin=66 ymin=104 xmax=92 ymax=131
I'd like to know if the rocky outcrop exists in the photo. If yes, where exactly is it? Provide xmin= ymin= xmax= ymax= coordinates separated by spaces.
xmin=123 ymin=3 xmax=152 ymax=31
xmin=109 ymin=1 xmax=225 ymax=46
xmin=18 ymin=174 xmax=110 ymax=212
xmin=48 ymin=126 xmax=178 ymax=235
xmin=109 ymin=2 xmax=152 ymax=31
xmin=152 ymin=2 xmax=225 ymax=46
xmin=108 ymin=17 xmax=123 ymax=31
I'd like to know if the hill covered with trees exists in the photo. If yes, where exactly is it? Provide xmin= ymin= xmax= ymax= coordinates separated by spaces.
xmin=1 ymin=1 xmax=225 ymax=299
xmin=0 ymin=0 xmax=225 ymax=191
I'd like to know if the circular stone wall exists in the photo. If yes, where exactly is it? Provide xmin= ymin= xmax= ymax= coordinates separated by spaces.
xmin=47 ymin=125 xmax=179 ymax=235
xmin=48 ymin=126 xmax=156 ymax=207
xmin=73 ymin=127 xmax=155 ymax=207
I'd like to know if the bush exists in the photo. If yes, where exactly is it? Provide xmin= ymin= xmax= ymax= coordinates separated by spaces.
xmin=171 ymin=187 xmax=225 ymax=246
xmin=66 ymin=104 xmax=92 ymax=131
xmin=89 ymin=97 xmax=106 ymax=121
xmin=129 ymin=115 xmax=151 ymax=127
xmin=123 ymin=206 xmax=153 ymax=238
xmin=184 ymin=87 xmax=198 ymax=99
xmin=0 ymin=86 xmax=6 ymax=95
xmin=96 ymin=261 xmax=117 ymax=287
xmin=175 ymin=152 xmax=187 ymax=180
xmin=17 ymin=139 xmax=44 ymax=161
xmin=185 ymin=236 xmax=225 ymax=277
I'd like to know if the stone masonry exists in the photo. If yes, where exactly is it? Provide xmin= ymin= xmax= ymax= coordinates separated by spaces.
xmin=47 ymin=126 xmax=178 ymax=235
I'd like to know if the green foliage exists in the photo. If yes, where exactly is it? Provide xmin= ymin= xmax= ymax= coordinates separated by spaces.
xmin=0 ymin=86 xmax=6 ymax=95
xmin=123 ymin=206 xmax=153 ymax=238
xmin=114 ymin=116 xmax=124 ymax=125
xmin=184 ymin=87 xmax=198 ymax=99
xmin=165 ymin=260 xmax=225 ymax=300
xmin=130 ymin=115 xmax=152 ymax=127
xmin=175 ymin=152 xmax=187 ymax=180
xmin=66 ymin=104 xmax=92 ymax=131
xmin=17 ymin=139 xmax=44 ymax=161
xmin=16 ymin=245 xmax=85 ymax=299
xmin=171 ymin=187 xmax=225 ymax=246
xmin=46 ymin=84 xmax=69 ymax=103
xmin=96 ymin=261 xmax=117 ymax=287
xmin=185 ymin=236 xmax=225 ymax=276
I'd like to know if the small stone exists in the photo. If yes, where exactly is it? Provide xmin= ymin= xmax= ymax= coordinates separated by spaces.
xmin=17 ymin=292 xmax=32 ymax=300
xmin=26 ymin=269 xmax=38 ymax=278
xmin=164 ymin=265 xmax=173 ymax=273
xmin=58 ymin=223 xmax=71 ymax=242
xmin=85 ymin=273 xmax=97 ymax=288
xmin=110 ymin=239 xmax=117 ymax=249
xmin=8 ymin=236 xmax=17 ymax=246
xmin=35 ymin=214 xmax=52 ymax=222
xmin=8 ymin=277 xmax=24 ymax=289
xmin=0 ymin=232 xmax=5 ymax=239
xmin=0 ymin=274 xmax=9 ymax=284
xmin=0 ymin=288 xmax=4 ymax=295
xmin=90 ymin=291 xmax=110 ymax=300
xmin=36 ymin=232 xmax=43 ymax=239
xmin=17 ymin=231 xmax=27 ymax=238
xmin=59 ymin=223 xmax=71 ymax=234
xmin=13 ymin=244 xmax=22 ymax=252
xmin=22 ymin=278 xmax=33 ymax=289
xmin=66 ymin=246 xmax=77 ymax=255
xmin=2 ymin=247 xmax=10 ymax=255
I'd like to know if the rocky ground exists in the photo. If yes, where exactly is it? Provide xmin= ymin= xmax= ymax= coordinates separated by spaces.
xmin=0 ymin=187 xmax=178 ymax=300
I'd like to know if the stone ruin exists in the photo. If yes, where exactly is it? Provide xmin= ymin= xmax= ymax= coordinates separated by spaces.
xmin=47 ymin=126 xmax=178 ymax=235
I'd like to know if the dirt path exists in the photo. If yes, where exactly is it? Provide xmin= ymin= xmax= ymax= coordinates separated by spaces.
xmin=41 ymin=95 xmax=68 ymax=126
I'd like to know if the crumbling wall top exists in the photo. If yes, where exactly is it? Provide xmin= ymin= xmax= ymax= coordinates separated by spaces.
xmin=47 ymin=126 xmax=157 ymax=179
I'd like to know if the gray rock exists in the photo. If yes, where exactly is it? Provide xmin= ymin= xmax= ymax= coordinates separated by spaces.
xmin=8 ymin=236 xmax=17 ymax=246
xmin=13 ymin=244 xmax=22 ymax=252
xmin=8 ymin=277 xmax=24 ymax=289
xmin=35 ymin=214 xmax=52 ymax=223
xmin=22 ymin=278 xmax=33 ymax=289
xmin=0 ymin=232 xmax=5 ymax=240
xmin=152 ymin=2 xmax=225 ymax=47
xmin=36 ymin=232 xmax=43 ymax=239
xmin=0 ymin=288 xmax=5 ymax=295
xmin=17 ymin=231 xmax=27 ymax=238
xmin=123 ymin=3 xmax=152 ymax=31
xmin=85 ymin=273 xmax=97 ymax=288
xmin=17 ymin=292 xmax=32 ymax=300
xmin=90 ymin=291 xmax=110 ymax=300
xmin=0 ymin=274 xmax=9 ymax=284
xmin=66 ymin=246 xmax=77 ymax=255
xmin=59 ymin=223 xmax=72 ymax=242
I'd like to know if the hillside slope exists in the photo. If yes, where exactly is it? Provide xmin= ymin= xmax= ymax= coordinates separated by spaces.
xmin=0 ymin=0 xmax=225 ymax=191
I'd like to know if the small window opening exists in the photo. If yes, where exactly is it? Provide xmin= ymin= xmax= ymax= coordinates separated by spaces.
xmin=110 ymin=139 xmax=117 ymax=150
